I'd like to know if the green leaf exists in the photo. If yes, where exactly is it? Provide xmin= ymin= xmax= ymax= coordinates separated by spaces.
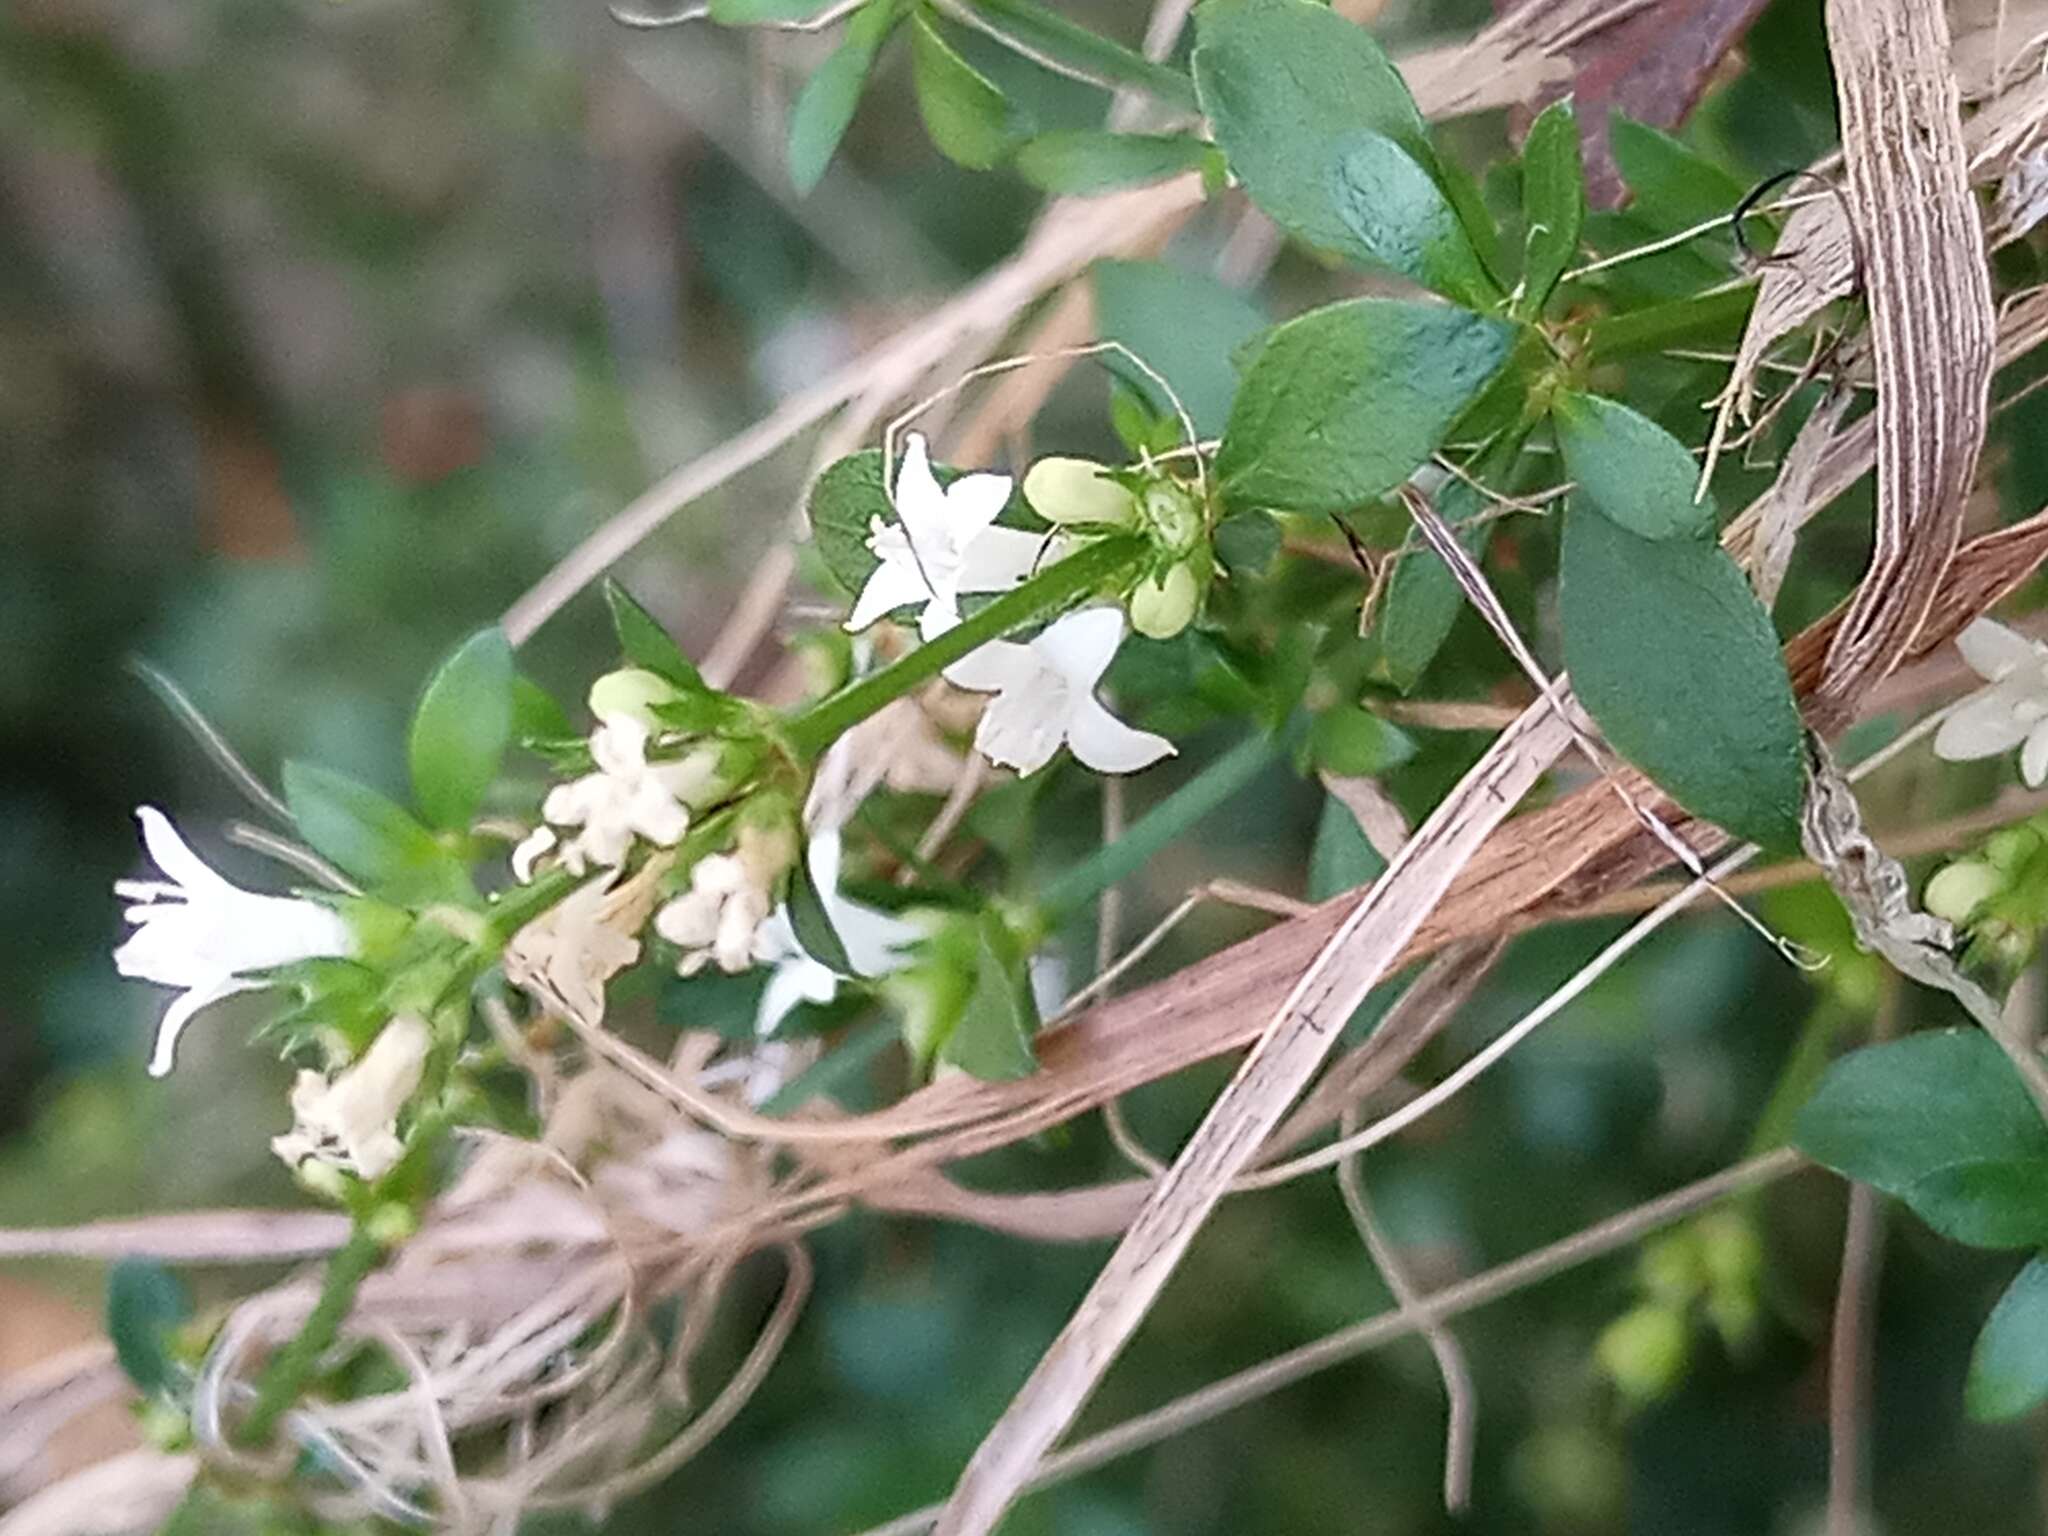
xmin=788 ymin=838 xmax=856 ymax=976
xmin=1585 ymin=284 xmax=1755 ymax=361
xmin=787 ymin=0 xmax=901 ymax=194
xmin=1796 ymin=1030 xmax=2048 ymax=1248
xmin=107 ymin=1257 xmax=190 ymax=1397
xmin=1309 ymin=706 xmax=1416 ymax=777
xmin=511 ymin=675 xmax=574 ymax=742
xmin=1552 ymin=390 xmax=1716 ymax=541
xmin=1217 ymin=297 xmax=1515 ymax=514
xmin=1559 ymin=510 xmax=1804 ymax=850
xmin=909 ymin=11 xmax=1016 ymax=170
xmin=711 ymin=0 xmax=833 ymax=20
xmin=1518 ymin=98 xmax=1583 ymax=316
xmin=808 ymin=451 xmax=893 ymax=598
xmin=1308 ymin=791 xmax=1386 ymax=901
xmin=407 ymin=627 xmax=514 ymax=830
xmin=1093 ymin=259 xmax=1269 ymax=440
xmin=1193 ymin=0 xmax=1440 ymax=262
xmin=1214 ymin=509 xmax=1281 ymax=574
xmin=283 ymin=761 xmax=475 ymax=904
xmin=1376 ymin=465 xmax=1496 ymax=692
xmin=1608 ymin=112 xmax=1745 ymax=228
xmin=939 ymin=912 xmax=1038 ymax=1079
xmin=1016 ymin=131 xmax=1215 ymax=196
xmin=967 ymin=0 xmax=1197 ymax=109
xmin=1327 ymin=130 xmax=1497 ymax=306
xmin=1969 ymin=1258 xmax=2048 ymax=1419
xmin=603 ymin=579 xmax=707 ymax=691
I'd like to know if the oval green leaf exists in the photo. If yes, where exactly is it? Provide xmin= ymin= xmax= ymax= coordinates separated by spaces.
xmin=1327 ymin=130 xmax=1496 ymax=307
xmin=603 ymin=579 xmax=707 ymax=691
xmin=1969 ymin=1257 xmax=2048 ymax=1420
xmin=909 ymin=11 xmax=1015 ymax=171
xmin=1553 ymin=389 xmax=1716 ymax=541
xmin=1518 ymin=98 xmax=1583 ymax=317
xmin=1016 ymin=131 xmax=1215 ymax=196
xmin=1559 ymin=508 xmax=1803 ymax=850
xmin=787 ymin=0 xmax=900 ymax=194
xmin=408 ymin=627 xmax=514 ymax=830
xmin=1093 ymin=258 xmax=1269 ymax=441
xmin=107 ymin=1257 xmax=191 ymax=1397
xmin=939 ymin=912 xmax=1038 ymax=1080
xmin=284 ymin=760 xmax=475 ymax=904
xmin=1217 ymin=297 xmax=1515 ymax=514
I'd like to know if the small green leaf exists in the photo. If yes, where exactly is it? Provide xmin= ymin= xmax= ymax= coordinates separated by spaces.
xmin=939 ymin=912 xmax=1038 ymax=1080
xmin=712 ymin=0 xmax=831 ymax=20
xmin=1376 ymin=467 xmax=1495 ymax=693
xmin=809 ymin=451 xmax=893 ymax=597
xmin=968 ymin=0 xmax=1197 ymax=109
xmin=1969 ymin=1258 xmax=2048 ymax=1419
xmin=1796 ymin=1030 xmax=2048 ymax=1249
xmin=408 ymin=627 xmax=514 ymax=829
xmin=787 ymin=0 xmax=901 ymax=194
xmin=1559 ymin=510 xmax=1804 ymax=850
xmin=1608 ymin=112 xmax=1745 ymax=228
xmin=910 ymin=12 xmax=1016 ymax=170
xmin=1308 ymin=791 xmax=1386 ymax=901
xmin=1093 ymin=259 xmax=1269 ymax=440
xmin=1193 ymin=0 xmax=1440 ymax=260
xmin=511 ymin=675 xmax=574 ymax=742
xmin=1217 ymin=297 xmax=1515 ymax=514
xmin=603 ymin=579 xmax=707 ymax=691
xmin=1327 ymin=130 xmax=1497 ymax=307
xmin=1552 ymin=390 xmax=1716 ymax=541
xmin=284 ymin=761 xmax=475 ymax=904
xmin=1214 ymin=509 xmax=1281 ymax=574
xmin=1586 ymin=284 xmax=1756 ymax=361
xmin=107 ymin=1257 xmax=190 ymax=1397
xmin=1309 ymin=706 xmax=1416 ymax=777
xmin=788 ymin=839 xmax=856 ymax=976
xmin=1518 ymin=98 xmax=1583 ymax=316
xmin=1016 ymin=131 xmax=1215 ymax=195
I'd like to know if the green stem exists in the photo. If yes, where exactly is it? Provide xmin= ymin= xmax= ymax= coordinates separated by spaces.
xmin=783 ymin=535 xmax=1146 ymax=761
xmin=235 ymin=1221 xmax=382 ymax=1448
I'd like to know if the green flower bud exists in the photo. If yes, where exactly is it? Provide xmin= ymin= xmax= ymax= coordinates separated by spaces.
xmin=366 ymin=1200 xmax=420 ymax=1246
xmin=1986 ymin=826 xmax=2045 ymax=876
xmin=1595 ymin=1304 xmax=1689 ymax=1406
xmin=1925 ymin=859 xmax=2006 ymax=926
xmin=588 ymin=667 xmax=683 ymax=729
xmin=1637 ymin=1230 xmax=1706 ymax=1306
xmin=1128 ymin=560 xmax=1202 ymax=640
xmin=1140 ymin=479 xmax=1204 ymax=550
xmin=1696 ymin=1210 xmax=1764 ymax=1292
xmin=1023 ymin=457 xmax=1138 ymax=527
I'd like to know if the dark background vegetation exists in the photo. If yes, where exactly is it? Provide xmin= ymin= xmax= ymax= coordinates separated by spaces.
xmin=4 ymin=0 xmax=2047 ymax=1528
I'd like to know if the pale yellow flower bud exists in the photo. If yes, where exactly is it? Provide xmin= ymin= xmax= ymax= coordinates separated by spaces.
xmin=1128 ymin=561 xmax=1201 ymax=640
xmin=1023 ymin=457 xmax=1138 ymax=527
xmin=1925 ymin=859 xmax=2005 ymax=926
xmin=587 ymin=667 xmax=683 ymax=729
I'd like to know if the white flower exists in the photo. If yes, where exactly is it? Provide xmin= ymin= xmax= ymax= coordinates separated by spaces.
xmin=1935 ymin=618 xmax=2048 ymax=786
xmin=655 ymin=823 xmax=792 ymax=978
xmin=752 ymin=831 xmax=921 ymax=1036
xmin=539 ymin=715 xmax=717 ymax=875
xmin=844 ymin=433 xmax=1043 ymax=633
xmin=941 ymin=606 xmax=1174 ymax=776
xmin=114 ymin=807 xmax=355 ymax=1079
xmin=271 ymin=1015 xmax=431 ymax=1182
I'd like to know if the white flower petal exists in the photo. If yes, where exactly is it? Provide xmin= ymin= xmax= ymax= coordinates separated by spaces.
xmin=1957 ymin=618 xmax=2041 ymax=684
xmin=956 ymin=526 xmax=1048 ymax=596
xmin=940 ymin=472 xmax=1018 ymax=543
xmin=975 ymin=688 xmax=1068 ymax=775
xmin=2024 ymin=722 xmax=2048 ymax=788
xmin=147 ymin=976 xmax=253 ymax=1079
xmin=944 ymin=635 xmax=1037 ymax=694
xmin=1066 ymin=696 xmax=1175 ymax=774
xmin=1935 ymin=689 xmax=2037 ymax=761
xmin=135 ymin=806 xmax=233 ymax=895
xmin=756 ymin=958 xmax=839 ymax=1038
xmin=510 ymin=826 xmax=556 ymax=884
xmin=845 ymin=558 xmax=936 ymax=633
xmin=835 ymin=899 xmax=922 ymax=978
xmin=893 ymin=433 xmax=947 ymax=531
xmin=1032 ymin=607 xmax=1127 ymax=691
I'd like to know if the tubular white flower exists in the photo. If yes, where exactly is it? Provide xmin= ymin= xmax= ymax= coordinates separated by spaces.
xmin=1934 ymin=619 xmax=2048 ymax=787
xmin=844 ymin=433 xmax=1043 ymax=633
xmin=540 ymin=714 xmax=716 ymax=874
xmin=941 ymin=606 xmax=1174 ymax=776
xmin=752 ymin=831 xmax=921 ymax=1036
xmin=114 ymin=807 xmax=355 ymax=1079
xmin=271 ymin=1015 xmax=431 ymax=1183
xmin=655 ymin=823 xmax=791 ymax=978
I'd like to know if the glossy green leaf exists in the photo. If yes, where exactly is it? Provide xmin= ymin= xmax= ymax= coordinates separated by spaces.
xmin=1327 ymin=130 xmax=1496 ymax=306
xmin=603 ymin=579 xmax=707 ymax=691
xmin=1309 ymin=705 xmax=1415 ymax=777
xmin=1796 ymin=1030 xmax=2048 ymax=1248
xmin=1093 ymin=258 xmax=1269 ymax=440
xmin=1016 ymin=131 xmax=1215 ymax=196
xmin=1552 ymin=390 xmax=1716 ymax=541
xmin=1559 ymin=510 xmax=1803 ymax=850
xmin=1193 ymin=0 xmax=1439 ymax=261
xmin=940 ymin=912 xmax=1038 ymax=1080
xmin=909 ymin=12 xmax=1015 ymax=170
xmin=789 ymin=838 xmax=856 ymax=977
xmin=1969 ymin=1258 xmax=2048 ymax=1419
xmin=787 ymin=0 xmax=901 ymax=194
xmin=107 ymin=1257 xmax=190 ymax=1397
xmin=284 ymin=761 xmax=475 ymax=904
xmin=1518 ymin=98 xmax=1583 ymax=316
xmin=968 ymin=0 xmax=1196 ymax=108
xmin=1217 ymin=297 xmax=1515 ymax=514
xmin=1307 ymin=790 xmax=1386 ymax=901
xmin=407 ymin=627 xmax=514 ymax=829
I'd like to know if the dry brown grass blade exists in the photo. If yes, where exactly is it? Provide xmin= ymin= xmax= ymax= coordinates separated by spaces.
xmin=1815 ymin=0 xmax=1995 ymax=704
